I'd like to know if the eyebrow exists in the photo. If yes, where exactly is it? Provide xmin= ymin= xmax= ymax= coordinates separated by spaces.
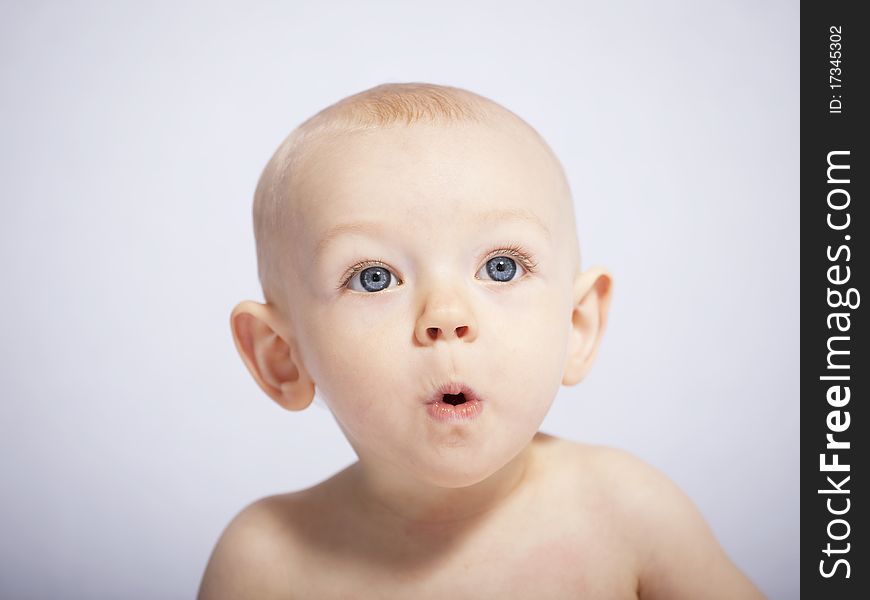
xmin=315 ymin=208 xmax=551 ymax=255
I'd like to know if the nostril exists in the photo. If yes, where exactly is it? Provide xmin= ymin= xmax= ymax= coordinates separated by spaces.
xmin=424 ymin=325 xmax=470 ymax=341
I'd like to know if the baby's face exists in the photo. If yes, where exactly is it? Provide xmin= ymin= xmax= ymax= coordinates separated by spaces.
xmin=281 ymin=120 xmax=579 ymax=487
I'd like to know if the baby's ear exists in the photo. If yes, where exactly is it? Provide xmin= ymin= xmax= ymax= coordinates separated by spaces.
xmin=562 ymin=267 xmax=613 ymax=386
xmin=229 ymin=300 xmax=315 ymax=411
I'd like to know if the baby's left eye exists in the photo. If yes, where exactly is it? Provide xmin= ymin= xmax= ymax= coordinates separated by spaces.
xmin=476 ymin=256 xmax=526 ymax=282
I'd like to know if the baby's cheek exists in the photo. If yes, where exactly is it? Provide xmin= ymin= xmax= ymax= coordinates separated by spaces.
xmin=492 ymin=290 xmax=567 ymax=351
xmin=305 ymin=306 xmax=406 ymax=401
xmin=486 ymin=295 xmax=569 ymax=405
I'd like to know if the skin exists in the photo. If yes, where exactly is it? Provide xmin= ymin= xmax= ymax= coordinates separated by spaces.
xmin=198 ymin=118 xmax=766 ymax=599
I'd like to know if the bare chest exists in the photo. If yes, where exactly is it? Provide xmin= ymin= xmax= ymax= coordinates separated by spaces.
xmin=297 ymin=514 xmax=639 ymax=599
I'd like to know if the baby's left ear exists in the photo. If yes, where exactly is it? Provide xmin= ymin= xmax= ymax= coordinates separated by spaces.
xmin=562 ymin=267 xmax=613 ymax=386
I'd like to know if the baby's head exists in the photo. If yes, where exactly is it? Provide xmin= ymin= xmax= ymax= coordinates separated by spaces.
xmin=232 ymin=83 xmax=612 ymax=488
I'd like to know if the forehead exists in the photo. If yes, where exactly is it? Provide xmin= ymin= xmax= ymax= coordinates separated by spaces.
xmin=291 ymin=122 xmax=567 ymax=239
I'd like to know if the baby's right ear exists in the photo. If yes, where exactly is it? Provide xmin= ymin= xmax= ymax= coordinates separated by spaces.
xmin=229 ymin=301 xmax=315 ymax=411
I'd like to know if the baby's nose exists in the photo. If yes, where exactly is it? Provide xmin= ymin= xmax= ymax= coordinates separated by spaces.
xmin=414 ymin=300 xmax=478 ymax=345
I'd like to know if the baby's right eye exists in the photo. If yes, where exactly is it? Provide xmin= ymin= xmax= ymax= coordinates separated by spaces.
xmin=346 ymin=264 xmax=401 ymax=293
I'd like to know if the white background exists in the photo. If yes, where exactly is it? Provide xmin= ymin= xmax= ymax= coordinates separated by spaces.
xmin=0 ymin=1 xmax=798 ymax=598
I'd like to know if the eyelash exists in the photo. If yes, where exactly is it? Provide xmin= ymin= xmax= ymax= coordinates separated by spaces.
xmin=337 ymin=243 xmax=540 ymax=290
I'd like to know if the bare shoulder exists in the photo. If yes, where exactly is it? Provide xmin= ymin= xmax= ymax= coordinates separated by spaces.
xmin=563 ymin=442 xmax=766 ymax=600
xmin=197 ymin=493 xmax=305 ymax=600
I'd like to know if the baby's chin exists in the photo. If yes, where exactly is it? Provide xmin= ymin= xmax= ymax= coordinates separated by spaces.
xmin=396 ymin=440 xmax=530 ymax=489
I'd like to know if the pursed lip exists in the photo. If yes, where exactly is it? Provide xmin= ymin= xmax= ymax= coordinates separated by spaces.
xmin=425 ymin=382 xmax=483 ymax=405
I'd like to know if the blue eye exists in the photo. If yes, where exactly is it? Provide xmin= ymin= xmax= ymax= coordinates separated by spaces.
xmin=477 ymin=255 xmax=527 ymax=282
xmin=347 ymin=265 xmax=399 ymax=293
xmin=483 ymin=256 xmax=517 ymax=282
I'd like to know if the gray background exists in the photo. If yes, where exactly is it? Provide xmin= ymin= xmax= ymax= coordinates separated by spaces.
xmin=0 ymin=1 xmax=799 ymax=598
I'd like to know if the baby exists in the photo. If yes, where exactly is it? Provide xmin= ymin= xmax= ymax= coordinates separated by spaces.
xmin=198 ymin=83 xmax=764 ymax=599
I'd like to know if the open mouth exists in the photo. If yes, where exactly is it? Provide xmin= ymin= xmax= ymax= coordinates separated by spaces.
xmin=427 ymin=382 xmax=480 ymax=405
xmin=442 ymin=392 xmax=467 ymax=406
xmin=425 ymin=383 xmax=484 ymax=422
